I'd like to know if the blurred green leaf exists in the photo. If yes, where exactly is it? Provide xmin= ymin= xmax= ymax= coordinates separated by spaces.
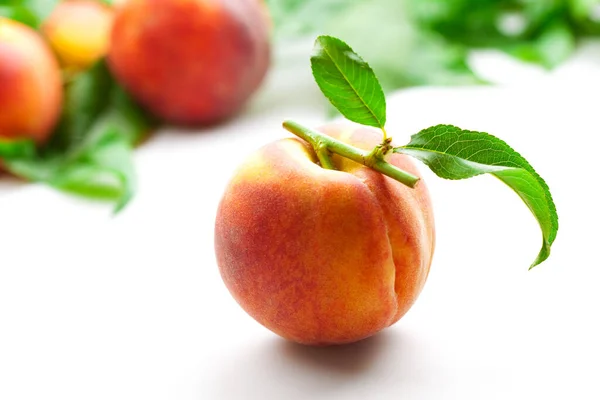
xmin=506 ymin=21 xmax=576 ymax=68
xmin=47 ymin=61 xmax=114 ymax=154
xmin=0 ymin=0 xmax=59 ymax=27
xmin=0 ymin=5 xmax=37 ymax=27
xmin=267 ymin=0 xmax=599 ymax=92
xmin=265 ymin=0 xmax=351 ymax=38
xmin=0 ymin=138 xmax=35 ymax=159
xmin=568 ymin=0 xmax=600 ymax=34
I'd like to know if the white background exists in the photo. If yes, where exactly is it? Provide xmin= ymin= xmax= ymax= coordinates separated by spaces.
xmin=1 ymin=42 xmax=599 ymax=399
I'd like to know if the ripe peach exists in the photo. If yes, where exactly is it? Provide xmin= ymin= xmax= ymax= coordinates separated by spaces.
xmin=215 ymin=124 xmax=436 ymax=345
xmin=0 ymin=18 xmax=63 ymax=144
xmin=108 ymin=0 xmax=271 ymax=125
xmin=42 ymin=0 xmax=114 ymax=71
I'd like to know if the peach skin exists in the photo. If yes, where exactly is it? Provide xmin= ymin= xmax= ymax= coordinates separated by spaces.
xmin=108 ymin=0 xmax=271 ymax=125
xmin=42 ymin=0 xmax=115 ymax=71
xmin=0 ymin=17 xmax=63 ymax=145
xmin=215 ymin=123 xmax=435 ymax=345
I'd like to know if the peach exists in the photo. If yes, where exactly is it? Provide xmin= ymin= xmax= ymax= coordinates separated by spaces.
xmin=42 ymin=0 xmax=114 ymax=71
xmin=108 ymin=0 xmax=271 ymax=125
xmin=215 ymin=124 xmax=436 ymax=345
xmin=0 ymin=18 xmax=63 ymax=144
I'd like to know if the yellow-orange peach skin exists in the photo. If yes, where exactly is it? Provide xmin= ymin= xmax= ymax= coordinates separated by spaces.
xmin=42 ymin=0 xmax=114 ymax=71
xmin=215 ymin=124 xmax=435 ymax=345
xmin=0 ymin=18 xmax=62 ymax=144
xmin=108 ymin=0 xmax=270 ymax=125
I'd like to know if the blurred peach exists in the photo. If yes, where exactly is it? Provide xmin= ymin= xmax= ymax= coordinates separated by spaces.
xmin=42 ymin=0 xmax=114 ymax=71
xmin=108 ymin=0 xmax=271 ymax=125
xmin=0 ymin=18 xmax=63 ymax=145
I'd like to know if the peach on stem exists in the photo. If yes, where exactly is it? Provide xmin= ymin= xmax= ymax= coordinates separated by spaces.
xmin=215 ymin=123 xmax=435 ymax=345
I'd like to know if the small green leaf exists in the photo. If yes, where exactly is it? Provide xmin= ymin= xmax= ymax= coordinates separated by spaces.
xmin=0 ymin=138 xmax=35 ymax=159
xmin=49 ymin=128 xmax=136 ymax=214
xmin=311 ymin=35 xmax=387 ymax=129
xmin=6 ymin=134 xmax=134 ymax=211
xmin=395 ymin=124 xmax=558 ymax=269
xmin=46 ymin=61 xmax=114 ymax=153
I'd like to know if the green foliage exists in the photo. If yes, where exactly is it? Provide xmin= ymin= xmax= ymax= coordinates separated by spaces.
xmin=395 ymin=125 xmax=558 ymax=268
xmin=410 ymin=0 xmax=579 ymax=69
xmin=311 ymin=36 xmax=387 ymax=129
xmin=0 ymin=0 xmax=59 ymax=27
xmin=0 ymin=139 xmax=35 ymax=159
xmin=267 ymin=0 xmax=600 ymax=90
xmin=266 ymin=0 xmax=349 ymax=38
xmin=3 ymin=62 xmax=155 ymax=212
xmin=268 ymin=0 xmax=481 ymax=90
xmin=0 ymin=0 xmax=113 ymax=27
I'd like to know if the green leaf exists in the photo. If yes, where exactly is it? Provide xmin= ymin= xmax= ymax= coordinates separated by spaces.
xmin=0 ymin=5 xmax=37 ymax=27
xmin=269 ymin=0 xmax=597 ymax=96
xmin=46 ymin=127 xmax=136 ymax=213
xmin=506 ymin=22 xmax=576 ymax=69
xmin=0 ymin=0 xmax=59 ymax=28
xmin=265 ymin=0 xmax=350 ymax=38
xmin=395 ymin=124 xmax=558 ymax=269
xmin=311 ymin=35 xmax=387 ymax=129
xmin=46 ymin=61 xmax=114 ymax=154
xmin=0 ymin=138 xmax=35 ymax=159
xmin=569 ymin=0 xmax=600 ymax=34
xmin=6 ymin=132 xmax=135 ymax=213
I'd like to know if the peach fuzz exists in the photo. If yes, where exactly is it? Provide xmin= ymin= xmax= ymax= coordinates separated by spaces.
xmin=108 ymin=0 xmax=271 ymax=125
xmin=0 ymin=18 xmax=63 ymax=144
xmin=215 ymin=124 xmax=435 ymax=345
xmin=42 ymin=0 xmax=115 ymax=71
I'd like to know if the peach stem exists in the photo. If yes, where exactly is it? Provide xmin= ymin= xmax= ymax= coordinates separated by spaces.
xmin=282 ymin=120 xmax=420 ymax=189
xmin=315 ymin=142 xmax=336 ymax=170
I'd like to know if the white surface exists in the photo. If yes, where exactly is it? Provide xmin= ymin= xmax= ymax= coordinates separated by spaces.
xmin=1 ymin=43 xmax=600 ymax=400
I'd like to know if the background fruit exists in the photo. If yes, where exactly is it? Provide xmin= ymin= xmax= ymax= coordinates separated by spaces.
xmin=0 ymin=17 xmax=63 ymax=144
xmin=215 ymin=124 xmax=435 ymax=345
xmin=108 ymin=0 xmax=271 ymax=125
xmin=42 ymin=0 xmax=115 ymax=71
